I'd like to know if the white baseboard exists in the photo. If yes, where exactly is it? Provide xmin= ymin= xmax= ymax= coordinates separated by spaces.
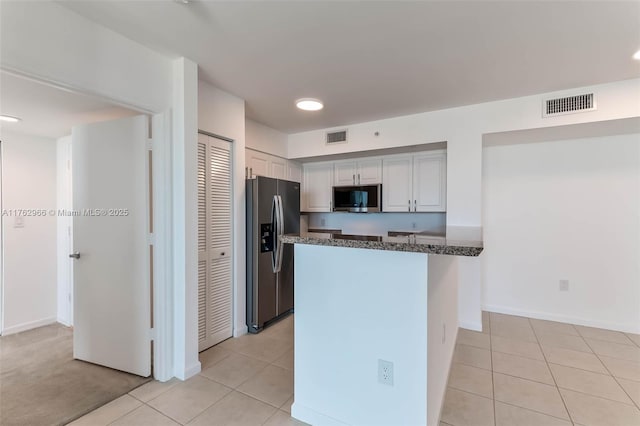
xmin=181 ymin=361 xmax=202 ymax=380
xmin=483 ymin=304 xmax=640 ymax=334
xmin=459 ymin=320 xmax=482 ymax=332
xmin=291 ymin=402 xmax=349 ymax=426
xmin=2 ymin=316 xmax=58 ymax=335
xmin=233 ymin=325 xmax=248 ymax=338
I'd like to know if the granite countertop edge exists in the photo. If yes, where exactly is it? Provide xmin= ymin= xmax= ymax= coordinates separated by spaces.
xmin=281 ymin=233 xmax=483 ymax=257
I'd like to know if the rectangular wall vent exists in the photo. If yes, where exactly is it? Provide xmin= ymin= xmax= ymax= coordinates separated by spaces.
xmin=326 ymin=130 xmax=348 ymax=144
xmin=543 ymin=93 xmax=596 ymax=117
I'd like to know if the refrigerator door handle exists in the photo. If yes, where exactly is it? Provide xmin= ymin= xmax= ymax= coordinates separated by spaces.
xmin=276 ymin=195 xmax=285 ymax=272
xmin=271 ymin=195 xmax=279 ymax=273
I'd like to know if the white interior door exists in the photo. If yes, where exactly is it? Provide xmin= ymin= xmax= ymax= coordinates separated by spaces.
xmin=72 ymin=115 xmax=150 ymax=377
xmin=198 ymin=133 xmax=233 ymax=351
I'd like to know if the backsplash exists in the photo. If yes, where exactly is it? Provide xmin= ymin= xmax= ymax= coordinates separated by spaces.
xmin=303 ymin=212 xmax=446 ymax=236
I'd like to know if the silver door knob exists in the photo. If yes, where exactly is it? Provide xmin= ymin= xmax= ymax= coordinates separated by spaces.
xmin=69 ymin=252 xmax=81 ymax=259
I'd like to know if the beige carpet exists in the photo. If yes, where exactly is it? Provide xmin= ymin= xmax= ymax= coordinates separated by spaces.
xmin=0 ymin=323 xmax=150 ymax=426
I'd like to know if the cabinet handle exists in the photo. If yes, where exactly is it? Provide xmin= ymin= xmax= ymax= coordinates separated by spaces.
xmin=245 ymin=167 xmax=248 ymax=179
xmin=358 ymin=174 xmax=361 ymax=184
xmin=353 ymin=174 xmax=355 ymax=184
xmin=414 ymin=200 xmax=417 ymax=212
xmin=250 ymin=167 xmax=253 ymax=178
xmin=408 ymin=200 xmax=411 ymax=212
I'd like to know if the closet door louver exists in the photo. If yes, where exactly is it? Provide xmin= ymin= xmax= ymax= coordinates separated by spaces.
xmin=198 ymin=134 xmax=233 ymax=352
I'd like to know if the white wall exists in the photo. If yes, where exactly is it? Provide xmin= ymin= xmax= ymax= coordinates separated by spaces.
xmin=198 ymin=80 xmax=247 ymax=340
xmin=306 ymin=212 xmax=446 ymax=236
xmin=1 ymin=131 xmax=58 ymax=334
xmin=289 ymin=78 xmax=640 ymax=331
xmin=482 ymin=132 xmax=640 ymax=333
xmin=289 ymin=79 xmax=640 ymax=229
xmin=245 ymin=118 xmax=288 ymax=158
xmin=0 ymin=1 xmax=171 ymax=113
xmin=56 ymin=136 xmax=73 ymax=326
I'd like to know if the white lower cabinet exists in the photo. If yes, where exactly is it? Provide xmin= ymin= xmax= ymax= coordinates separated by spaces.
xmin=303 ymin=162 xmax=333 ymax=212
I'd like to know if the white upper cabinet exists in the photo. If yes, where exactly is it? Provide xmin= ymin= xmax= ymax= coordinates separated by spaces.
xmin=334 ymin=161 xmax=358 ymax=186
xmin=303 ymin=162 xmax=333 ymax=212
xmin=413 ymin=152 xmax=446 ymax=212
xmin=357 ymin=158 xmax=383 ymax=184
xmin=246 ymin=149 xmax=270 ymax=178
xmin=334 ymin=158 xmax=382 ymax=186
xmin=246 ymin=148 xmax=299 ymax=181
xmin=302 ymin=150 xmax=446 ymax=213
xmin=382 ymin=155 xmax=413 ymax=212
xmin=382 ymin=151 xmax=446 ymax=212
xmin=270 ymin=156 xmax=287 ymax=180
xmin=288 ymin=161 xmax=302 ymax=183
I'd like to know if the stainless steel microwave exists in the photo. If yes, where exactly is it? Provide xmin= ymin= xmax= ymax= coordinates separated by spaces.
xmin=332 ymin=184 xmax=382 ymax=212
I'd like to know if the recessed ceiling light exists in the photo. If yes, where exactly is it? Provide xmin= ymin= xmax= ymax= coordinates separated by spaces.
xmin=0 ymin=115 xmax=21 ymax=123
xmin=633 ymin=49 xmax=640 ymax=60
xmin=296 ymin=98 xmax=324 ymax=111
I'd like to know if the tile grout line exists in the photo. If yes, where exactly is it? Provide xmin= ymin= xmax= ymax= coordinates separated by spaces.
xmin=449 ymin=385 xmax=573 ymax=424
xmin=528 ymin=317 xmax=575 ymax=425
xmin=581 ymin=335 xmax=640 ymax=412
xmin=494 ymin=399 xmax=578 ymax=423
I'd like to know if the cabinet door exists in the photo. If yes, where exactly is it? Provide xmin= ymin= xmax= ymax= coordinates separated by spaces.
xmin=303 ymin=163 xmax=333 ymax=212
xmin=382 ymin=155 xmax=413 ymax=212
xmin=334 ymin=161 xmax=357 ymax=186
xmin=271 ymin=157 xmax=287 ymax=180
xmin=357 ymin=158 xmax=382 ymax=184
xmin=288 ymin=161 xmax=302 ymax=183
xmin=246 ymin=149 xmax=269 ymax=177
xmin=413 ymin=152 xmax=446 ymax=212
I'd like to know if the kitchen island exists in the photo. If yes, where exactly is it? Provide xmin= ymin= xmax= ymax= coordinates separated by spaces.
xmin=280 ymin=232 xmax=482 ymax=426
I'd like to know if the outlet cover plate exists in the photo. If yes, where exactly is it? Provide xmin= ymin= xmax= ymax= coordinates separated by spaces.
xmin=378 ymin=359 xmax=394 ymax=386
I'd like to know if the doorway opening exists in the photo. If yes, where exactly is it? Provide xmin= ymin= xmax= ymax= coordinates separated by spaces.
xmin=0 ymin=70 xmax=155 ymax=425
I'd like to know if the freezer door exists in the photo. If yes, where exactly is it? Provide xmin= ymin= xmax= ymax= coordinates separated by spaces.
xmin=247 ymin=176 xmax=278 ymax=331
xmin=277 ymin=179 xmax=300 ymax=315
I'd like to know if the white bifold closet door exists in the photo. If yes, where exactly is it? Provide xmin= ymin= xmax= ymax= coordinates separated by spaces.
xmin=198 ymin=133 xmax=233 ymax=352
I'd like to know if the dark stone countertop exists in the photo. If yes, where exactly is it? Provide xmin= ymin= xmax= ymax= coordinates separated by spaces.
xmin=281 ymin=232 xmax=483 ymax=257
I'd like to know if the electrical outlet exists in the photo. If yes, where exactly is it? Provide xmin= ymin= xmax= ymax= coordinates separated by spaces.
xmin=559 ymin=280 xmax=569 ymax=291
xmin=378 ymin=359 xmax=394 ymax=386
xmin=412 ymin=222 xmax=416 ymax=229
xmin=442 ymin=323 xmax=446 ymax=344
xmin=320 ymin=218 xmax=326 ymax=226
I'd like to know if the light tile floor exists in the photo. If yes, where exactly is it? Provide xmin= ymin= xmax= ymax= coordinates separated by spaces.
xmin=441 ymin=312 xmax=640 ymax=426
xmin=70 ymin=315 xmax=303 ymax=426
xmin=71 ymin=312 xmax=640 ymax=426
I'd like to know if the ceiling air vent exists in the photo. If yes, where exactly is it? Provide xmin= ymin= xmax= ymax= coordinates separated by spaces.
xmin=543 ymin=93 xmax=596 ymax=117
xmin=326 ymin=130 xmax=348 ymax=144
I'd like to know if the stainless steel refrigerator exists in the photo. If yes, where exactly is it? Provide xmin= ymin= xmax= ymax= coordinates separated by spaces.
xmin=246 ymin=176 xmax=300 ymax=333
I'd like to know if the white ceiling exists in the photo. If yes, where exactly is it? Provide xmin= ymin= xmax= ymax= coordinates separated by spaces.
xmin=0 ymin=72 xmax=138 ymax=139
xmin=59 ymin=1 xmax=640 ymax=134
